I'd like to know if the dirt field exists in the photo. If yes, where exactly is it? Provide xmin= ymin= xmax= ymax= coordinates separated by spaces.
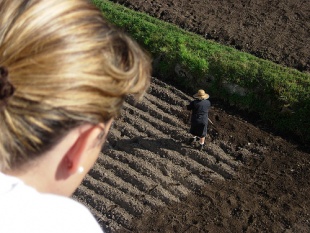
xmin=72 ymin=1 xmax=310 ymax=232
xmin=110 ymin=0 xmax=310 ymax=73
xmin=73 ymin=78 xmax=310 ymax=232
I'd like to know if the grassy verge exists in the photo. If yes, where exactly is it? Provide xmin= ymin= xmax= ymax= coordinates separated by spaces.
xmin=93 ymin=0 xmax=310 ymax=144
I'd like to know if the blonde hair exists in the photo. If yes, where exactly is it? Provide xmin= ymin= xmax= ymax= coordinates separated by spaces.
xmin=0 ymin=0 xmax=151 ymax=170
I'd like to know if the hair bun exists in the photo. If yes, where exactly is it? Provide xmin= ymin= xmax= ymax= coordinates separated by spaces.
xmin=0 ymin=66 xmax=15 ymax=100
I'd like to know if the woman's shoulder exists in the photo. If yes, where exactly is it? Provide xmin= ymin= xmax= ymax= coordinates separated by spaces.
xmin=31 ymin=193 xmax=103 ymax=232
xmin=0 ymin=174 xmax=103 ymax=232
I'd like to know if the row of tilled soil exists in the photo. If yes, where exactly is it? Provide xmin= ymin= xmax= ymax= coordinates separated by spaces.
xmin=73 ymin=78 xmax=265 ymax=232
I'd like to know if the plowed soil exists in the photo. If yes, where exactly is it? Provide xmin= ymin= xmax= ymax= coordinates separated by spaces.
xmin=110 ymin=0 xmax=310 ymax=73
xmin=73 ymin=78 xmax=310 ymax=233
xmin=72 ymin=1 xmax=310 ymax=232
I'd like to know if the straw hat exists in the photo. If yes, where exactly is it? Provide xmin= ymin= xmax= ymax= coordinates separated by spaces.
xmin=193 ymin=89 xmax=209 ymax=100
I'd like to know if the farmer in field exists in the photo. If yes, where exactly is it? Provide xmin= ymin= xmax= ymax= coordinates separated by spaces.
xmin=187 ymin=89 xmax=211 ymax=151
xmin=0 ymin=0 xmax=150 ymax=232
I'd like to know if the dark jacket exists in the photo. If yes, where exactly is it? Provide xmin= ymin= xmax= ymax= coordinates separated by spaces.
xmin=187 ymin=99 xmax=211 ymax=137
xmin=187 ymin=99 xmax=211 ymax=124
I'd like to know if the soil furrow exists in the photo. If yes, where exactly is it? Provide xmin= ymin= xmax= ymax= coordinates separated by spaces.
xmin=144 ymin=92 xmax=188 ymax=121
xmin=110 ymin=116 xmax=233 ymax=182
xmin=134 ymin=138 xmax=228 ymax=181
xmin=90 ymin=163 xmax=166 ymax=209
xmin=148 ymin=81 xmax=190 ymax=106
xmin=205 ymin=143 xmax=241 ymax=169
xmin=126 ymin=132 xmax=235 ymax=180
xmin=181 ymin=147 xmax=236 ymax=179
xmin=113 ymin=119 xmax=150 ymax=139
xmin=104 ymin=148 xmax=191 ymax=198
xmin=122 ymin=103 xmax=190 ymax=141
xmin=111 ymin=107 xmax=237 ymax=181
xmin=130 ymin=148 xmax=216 ymax=194
xmin=116 ymin=113 xmax=167 ymax=138
xmin=151 ymin=77 xmax=192 ymax=101
xmin=126 ymin=96 xmax=183 ymax=129
xmin=82 ymin=175 xmax=148 ymax=217
xmin=96 ymin=152 xmax=181 ymax=204
xmin=74 ymin=185 xmax=132 ymax=231
xmin=149 ymin=147 xmax=225 ymax=182
xmin=109 ymin=123 xmax=228 ymax=184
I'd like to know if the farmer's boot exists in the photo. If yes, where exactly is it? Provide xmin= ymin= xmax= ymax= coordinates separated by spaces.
xmin=188 ymin=136 xmax=197 ymax=146
xmin=198 ymin=143 xmax=204 ymax=151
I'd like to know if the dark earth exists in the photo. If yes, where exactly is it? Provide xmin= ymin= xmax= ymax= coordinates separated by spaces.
xmin=72 ymin=1 xmax=310 ymax=232
xmin=111 ymin=0 xmax=310 ymax=73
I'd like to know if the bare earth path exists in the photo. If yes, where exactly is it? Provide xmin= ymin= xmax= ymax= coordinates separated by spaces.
xmin=73 ymin=78 xmax=310 ymax=232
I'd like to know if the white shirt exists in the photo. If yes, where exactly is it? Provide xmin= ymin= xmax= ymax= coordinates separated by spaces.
xmin=0 ymin=172 xmax=103 ymax=233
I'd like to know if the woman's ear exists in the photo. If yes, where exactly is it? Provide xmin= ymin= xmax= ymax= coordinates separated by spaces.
xmin=50 ymin=120 xmax=113 ymax=196
xmin=57 ymin=120 xmax=112 ymax=180
xmin=62 ymin=125 xmax=99 ymax=175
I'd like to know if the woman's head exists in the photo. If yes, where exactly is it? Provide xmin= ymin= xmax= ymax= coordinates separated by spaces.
xmin=0 ymin=0 xmax=151 ymax=171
